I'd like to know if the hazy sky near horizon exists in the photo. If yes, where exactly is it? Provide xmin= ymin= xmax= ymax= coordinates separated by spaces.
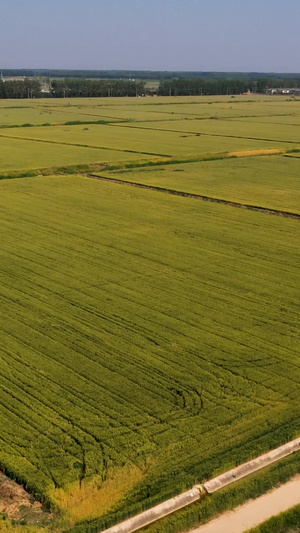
xmin=1 ymin=0 xmax=299 ymax=72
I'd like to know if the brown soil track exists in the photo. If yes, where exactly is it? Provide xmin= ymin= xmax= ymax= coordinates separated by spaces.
xmin=0 ymin=472 xmax=53 ymax=524
xmin=84 ymin=174 xmax=300 ymax=220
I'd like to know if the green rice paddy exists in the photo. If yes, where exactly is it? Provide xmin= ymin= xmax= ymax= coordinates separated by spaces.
xmin=0 ymin=95 xmax=299 ymax=532
xmin=101 ymin=155 xmax=300 ymax=212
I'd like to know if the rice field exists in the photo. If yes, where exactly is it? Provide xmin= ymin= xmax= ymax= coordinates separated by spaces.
xmin=1 ymin=122 xmax=292 ymax=160
xmin=0 ymin=95 xmax=299 ymax=532
xmin=0 ymin=135 xmax=153 ymax=172
xmin=121 ymin=116 xmax=300 ymax=144
xmin=100 ymin=155 xmax=300 ymax=212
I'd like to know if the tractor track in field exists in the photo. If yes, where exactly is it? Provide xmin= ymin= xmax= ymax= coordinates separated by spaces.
xmin=83 ymin=173 xmax=300 ymax=220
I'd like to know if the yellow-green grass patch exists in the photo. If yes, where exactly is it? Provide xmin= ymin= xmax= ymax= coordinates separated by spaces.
xmin=50 ymin=464 xmax=144 ymax=524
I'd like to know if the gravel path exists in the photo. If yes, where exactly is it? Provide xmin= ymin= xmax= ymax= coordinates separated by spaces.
xmin=190 ymin=475 xmax=300 ymax=533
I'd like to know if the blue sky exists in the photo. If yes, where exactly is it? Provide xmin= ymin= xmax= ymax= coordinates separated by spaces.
xmin=1 ymin=0 xmax=299 ymax=71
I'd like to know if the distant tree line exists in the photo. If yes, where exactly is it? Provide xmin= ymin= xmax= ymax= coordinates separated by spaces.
xmin=0 ymin=78 xmax=145 ymax=98
xmin=51 ymin=78 xmax=145 ymax=97
xmin=0 ymin=78 xmax=41 ymax=99
xmin=1 ymin=75 xmax=300 ymax=99
xmin=1 ymin=68 xmax=300 ymax=81
xmin=158 ymin=77 xmax=300 ymax=96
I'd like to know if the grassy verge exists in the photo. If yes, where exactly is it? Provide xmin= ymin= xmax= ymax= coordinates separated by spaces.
xmin=0 ymin=119 xmax=132 ymax=130
xmin=246 ymin=503 xmax=300 ymax=533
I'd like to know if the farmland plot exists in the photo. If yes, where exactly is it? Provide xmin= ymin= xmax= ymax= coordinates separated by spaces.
xmin=0 ymin=136 xmax=152 ymax=173
xmin=0 ymin=102 xmax=177 ymax=127
xmin=0 ymin=175 xmax=299 ymax=527
xmin=0 ymin=123 xmax=292 ymax=160
xmin=0 ymin=105 xmax=120 ymax=127
xmin=121 ymin=117 xmax=300 ymax=145
xmin=100 ymin=155 xmax=300 ymax=213
xmin=0 ymin=95 xmax=300 ymax=532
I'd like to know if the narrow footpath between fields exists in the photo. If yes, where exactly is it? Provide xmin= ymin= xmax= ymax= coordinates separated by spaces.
xmin=189 ymin=474 xmax=300 ymax=533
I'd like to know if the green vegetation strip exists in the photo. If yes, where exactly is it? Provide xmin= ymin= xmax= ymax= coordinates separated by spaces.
xmin=1 ymin=147 xmax=294 ymax=183
xmin=202 ymin=437 xmax=300 ymax=493
xmin=0 ymin=120 xmax=114 ymax=129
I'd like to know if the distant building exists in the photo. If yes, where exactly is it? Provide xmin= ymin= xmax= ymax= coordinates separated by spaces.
xmin=266 ymin=88 xmax=300 ymax=95
xmin=41 ymin=85 xmax=51 ymax=93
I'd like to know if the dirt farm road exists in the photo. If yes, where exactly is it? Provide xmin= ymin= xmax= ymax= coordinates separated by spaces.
xmin=189 ymin=475 xmax=300 ymax=533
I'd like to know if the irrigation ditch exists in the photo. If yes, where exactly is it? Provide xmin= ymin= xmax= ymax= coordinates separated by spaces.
xmin=102 ymin=437 xmax=300 ymax=533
